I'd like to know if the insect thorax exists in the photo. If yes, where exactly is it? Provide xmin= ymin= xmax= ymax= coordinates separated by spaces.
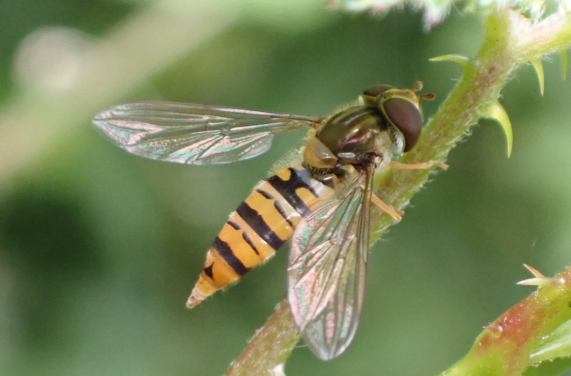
xmin=302 ymin=105 xmax=401 ymax=176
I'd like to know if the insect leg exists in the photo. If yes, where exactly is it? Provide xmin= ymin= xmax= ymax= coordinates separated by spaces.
xmin=359 ymin=185 xmax=402 ymax=222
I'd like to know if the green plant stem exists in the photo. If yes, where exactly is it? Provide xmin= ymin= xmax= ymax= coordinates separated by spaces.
xmin=442 ymin=268 xmax=571 ymax=376
xmin=226 ymin=9 xmax=571 ymax=376
xmin=225 ymin=301 xmax=299 ymax=376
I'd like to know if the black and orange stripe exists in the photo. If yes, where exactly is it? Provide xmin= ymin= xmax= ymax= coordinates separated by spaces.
xmin=186 ymin=165 xmax=334 ymax=308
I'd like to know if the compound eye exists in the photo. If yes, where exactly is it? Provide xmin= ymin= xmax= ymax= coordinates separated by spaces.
xmin=382 ymin=98 xmax=422 ymax=152
xmin=362 ymin=84 xmax=393 ymax=98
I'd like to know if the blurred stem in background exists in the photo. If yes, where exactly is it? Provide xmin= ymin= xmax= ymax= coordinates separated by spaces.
xmin=0 ymin=1 xmax=236 ymax=193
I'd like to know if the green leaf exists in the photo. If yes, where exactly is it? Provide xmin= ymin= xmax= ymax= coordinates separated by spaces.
xmin=523 ymin=357 xmax=571 ymax=376
xmin=529 ymin=319 xmax=571 ymax=365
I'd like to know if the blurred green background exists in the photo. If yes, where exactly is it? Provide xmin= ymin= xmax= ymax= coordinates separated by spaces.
xmin=1 ymin=1 xmax=571 ymax=375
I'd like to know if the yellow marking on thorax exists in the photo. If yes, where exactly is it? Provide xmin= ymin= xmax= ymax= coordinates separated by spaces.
xmin=275 ymin=168 xmax=292 ymax=181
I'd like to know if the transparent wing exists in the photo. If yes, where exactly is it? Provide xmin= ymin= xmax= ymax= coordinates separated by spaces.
xmin=288 ymin=169 xmax=373 ymax=361
xmin=92 ymin=101 xmax=320 ymax=165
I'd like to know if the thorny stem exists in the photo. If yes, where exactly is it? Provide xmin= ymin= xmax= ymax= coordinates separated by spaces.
xmin=441 ymin=268 xmax=571 ymax=375
xmin=226 ymin=9 xmax=571 ymax=376
xmin=225 ymin=301 xmax=299 ymax=376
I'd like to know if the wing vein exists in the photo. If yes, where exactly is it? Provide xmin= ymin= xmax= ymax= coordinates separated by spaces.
xmin=93 ymin=101 xmax=319 ymax=165
xmin=288 ymin=169 xmax=373 ymax=360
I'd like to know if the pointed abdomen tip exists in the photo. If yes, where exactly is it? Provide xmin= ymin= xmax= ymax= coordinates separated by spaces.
xmin=186 ymin=295 xmax=203 ymax=309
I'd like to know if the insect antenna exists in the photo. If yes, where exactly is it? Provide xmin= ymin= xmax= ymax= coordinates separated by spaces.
xmin=411 ymin=81 xmax=435 ymax=102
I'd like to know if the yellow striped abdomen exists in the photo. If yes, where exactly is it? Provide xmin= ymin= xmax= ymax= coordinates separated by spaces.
xmin=186 ymin=166 xmax=333 ymax=308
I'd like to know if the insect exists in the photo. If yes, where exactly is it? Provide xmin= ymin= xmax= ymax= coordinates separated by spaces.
xmin=92 ymin=82 xmax=442 ymax=361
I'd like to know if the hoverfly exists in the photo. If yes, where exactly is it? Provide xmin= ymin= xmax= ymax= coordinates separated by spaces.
xmin=92 ymin=82 xmax=441 ymax=361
